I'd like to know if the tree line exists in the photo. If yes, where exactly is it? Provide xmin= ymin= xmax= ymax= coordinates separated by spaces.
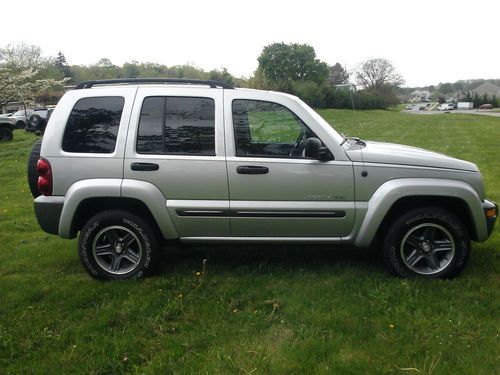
xmin=1 ymin=42 xmax=406 ymax=110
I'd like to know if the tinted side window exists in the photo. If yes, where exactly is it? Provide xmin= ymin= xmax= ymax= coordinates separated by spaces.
xmin=232 ymin=99 xmax=316 ymax=158
xmin=62 ymin=97 xmax=124 ymax=153
xmin=137 ymin=97 xmax=215 ymax=155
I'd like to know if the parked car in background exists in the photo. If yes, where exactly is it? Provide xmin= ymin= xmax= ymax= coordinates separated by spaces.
xmin=405 ymin=104 xmax=413 ymax=110
xmin=0 ymin=116 xmax=16 ymax=141
xmin=479 ymin=104 xmax=494 ymax=110
xmin=13 ymin=110 xmax=29 ymax=128
xmin=25 ymin=108 xmax=54 ymax=135
xmin=438 ymin=103 xmax=455 ymax=111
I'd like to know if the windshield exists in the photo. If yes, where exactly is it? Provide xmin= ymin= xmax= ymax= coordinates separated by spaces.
xmin=13 ymin=110 xmax=26 ymax=116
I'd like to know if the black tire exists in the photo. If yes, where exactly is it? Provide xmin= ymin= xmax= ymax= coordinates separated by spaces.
xmin=0 ymin=127 xmax=13 ymax=141
xmin=383 ymin=207 xmax=470 ymax=279
xmin=78 ymin=210 xmax=159 ymax=280
xmin=29 ymin=114 xmax=43 ymax=128
xmin=27 ymin=140 xmax=42 ymax=198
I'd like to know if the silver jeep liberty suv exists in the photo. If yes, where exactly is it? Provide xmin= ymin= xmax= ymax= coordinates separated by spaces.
xmin=29 ymin=78 xmax=497 ymax=280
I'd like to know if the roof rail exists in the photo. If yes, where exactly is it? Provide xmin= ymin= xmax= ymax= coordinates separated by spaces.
xmin=75 ymin=78 xmax=234 ymax=90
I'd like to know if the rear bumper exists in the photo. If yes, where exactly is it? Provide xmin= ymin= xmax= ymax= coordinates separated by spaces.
xmin=34 ymin=196 xmax=65 ymax=235
xmin=483 ymin=199 xmax=497 ymax=238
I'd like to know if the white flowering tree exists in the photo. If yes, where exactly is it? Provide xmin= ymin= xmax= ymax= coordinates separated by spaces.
xmin=0 ymin=43 xmax=66 ymax=108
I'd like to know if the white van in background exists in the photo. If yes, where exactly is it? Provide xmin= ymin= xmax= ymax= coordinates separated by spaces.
xmin=438 ymin=103 xmax=455 ymax=111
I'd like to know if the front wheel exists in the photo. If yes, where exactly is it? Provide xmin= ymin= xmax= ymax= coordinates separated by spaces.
xmin=78 ymin=210 xmax=159 ymax=280
xmin=383 ymin=207 xmax=470 ymax=279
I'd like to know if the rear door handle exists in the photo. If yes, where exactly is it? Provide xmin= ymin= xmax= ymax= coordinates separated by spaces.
xmin=236 ymin=165 xmax=269 ymax=174
xmin=131 ymin=162 xmax=159 ymax=171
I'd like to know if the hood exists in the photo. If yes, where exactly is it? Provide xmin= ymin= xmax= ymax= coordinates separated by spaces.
xmin=346 ymin=140 xmax=479 ymax=172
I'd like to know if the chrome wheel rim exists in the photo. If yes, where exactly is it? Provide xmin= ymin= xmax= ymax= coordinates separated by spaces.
xmin=92 ymin=225 xmax=142 ymax=275
xmin=400 ymin=223 xmax=455 ymax=275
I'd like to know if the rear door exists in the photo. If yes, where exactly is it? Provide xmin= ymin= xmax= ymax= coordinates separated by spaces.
xmin=124 ymin=87 xmax=229 ymax=237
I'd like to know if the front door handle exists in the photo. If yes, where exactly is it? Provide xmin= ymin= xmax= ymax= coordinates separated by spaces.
xmin=236 ymin=165 xmax=269 ymax=174
xmin=131 ymin=162 xmax=159 ymax=171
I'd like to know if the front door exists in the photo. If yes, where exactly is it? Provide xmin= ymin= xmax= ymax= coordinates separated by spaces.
xmin=224 ymin=92 xmax=355 ymax=237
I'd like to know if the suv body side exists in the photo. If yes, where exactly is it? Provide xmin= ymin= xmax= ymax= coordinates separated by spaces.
xmin=36 ymin=87 xmax=495 ymax=244
xmin=32 ymin=82 xmax=496 ymax=281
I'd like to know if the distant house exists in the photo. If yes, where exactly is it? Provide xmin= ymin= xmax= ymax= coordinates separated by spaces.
xmin=409 ymin=90 xmax=431 ymax=102
xmin=471 ymin=82 xmax=500 ymax=98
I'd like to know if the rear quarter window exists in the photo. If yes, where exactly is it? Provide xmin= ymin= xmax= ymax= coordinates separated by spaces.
xmin=62 ymin=96 xmax=125 ymax=153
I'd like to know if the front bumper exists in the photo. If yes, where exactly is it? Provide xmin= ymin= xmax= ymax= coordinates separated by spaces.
xmin=34 ymin=196 xmax=65 ymax=235
xmin=483 ymin=199 xmax=497 ymax=237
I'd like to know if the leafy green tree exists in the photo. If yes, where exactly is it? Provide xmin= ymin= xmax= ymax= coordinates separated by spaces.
xmin=123 ymin=61 xmax=140 ymax=78
xmin=55 ymin=51 xmax=73 ymax=80
xmin=473 ymin=92 xmax=480 ymax=108
xmin=256 ymin=43 xmax=329 ymax=90
xmin=438 ymin=83 xmax=454 ymax=94
xmin=453 ymin=81 xmax=464 ymax=92
xmin=208 ymin=67 xmax=235 ymax=86
xmin=329 ymin=63 xmax=350 ymax=85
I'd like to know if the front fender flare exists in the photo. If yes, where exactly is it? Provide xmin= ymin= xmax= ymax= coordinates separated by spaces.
xmin=354 ymin=178 xmax=486 ymax=247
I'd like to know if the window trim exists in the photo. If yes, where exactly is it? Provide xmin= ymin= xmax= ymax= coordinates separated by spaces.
xmin=136 ymin=95 xmax=217 ymax=156
xmin=61 ymin=96 xmax=125 ymax=154
xmin=231 ymin=99 xmax=324 ymax=159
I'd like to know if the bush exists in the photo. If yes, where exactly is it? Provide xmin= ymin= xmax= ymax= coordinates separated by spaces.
xmin=290 ymin=81 xmax=327 ymax=108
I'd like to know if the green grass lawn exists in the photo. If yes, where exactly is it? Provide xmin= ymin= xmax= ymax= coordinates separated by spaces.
xmin=1 ymin=111 xmax=499 ymax=374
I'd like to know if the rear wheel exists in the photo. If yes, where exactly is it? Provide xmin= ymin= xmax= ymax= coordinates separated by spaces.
xmin=78 ymin=210 xmax=159 ymax=280
xmin=383 ymin=207 xmax=470 ymax=278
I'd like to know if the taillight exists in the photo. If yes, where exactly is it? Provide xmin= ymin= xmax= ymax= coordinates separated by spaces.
xmin=36 ymin=158 xmax=52 ymax=196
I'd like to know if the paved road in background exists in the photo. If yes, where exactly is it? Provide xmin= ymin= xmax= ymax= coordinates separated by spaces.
xmin=403 ymin=109 xmax=500 ymax=118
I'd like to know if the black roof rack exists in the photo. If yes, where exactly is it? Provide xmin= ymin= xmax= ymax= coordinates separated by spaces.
xmin=75 ymin=78 xmax=234 ymax=90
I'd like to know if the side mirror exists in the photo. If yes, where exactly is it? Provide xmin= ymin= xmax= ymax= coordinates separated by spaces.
xmin=304 ymin=137 xmax=332 ymax=161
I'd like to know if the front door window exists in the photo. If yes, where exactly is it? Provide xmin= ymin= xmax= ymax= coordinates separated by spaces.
xmin=232 ymin=99 xmax=318 ymax=158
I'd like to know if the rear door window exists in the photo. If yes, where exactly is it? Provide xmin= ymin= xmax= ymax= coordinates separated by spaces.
xmin=62 ymin=96 xmax=124 ymax=153
xmin=136 ymin=96 xmax=215 ymax=155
